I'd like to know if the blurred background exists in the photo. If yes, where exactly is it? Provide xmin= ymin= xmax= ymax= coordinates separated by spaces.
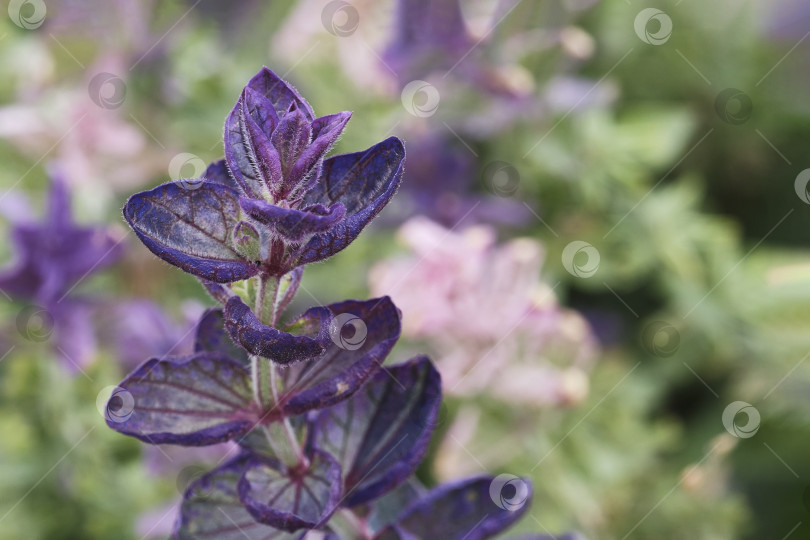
xmin=0 ymin=0 xmax=809 ymax=538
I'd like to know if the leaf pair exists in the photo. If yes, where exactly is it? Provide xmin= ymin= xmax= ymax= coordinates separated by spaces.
xmin=175 ymin=357 xmax=444 ymax=537
xmin=106 ymin=296 xmax=401 ymax=444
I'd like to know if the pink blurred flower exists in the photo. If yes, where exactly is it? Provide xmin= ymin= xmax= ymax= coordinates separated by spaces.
xmin=370 ymin=217 xmax=597 ymax=406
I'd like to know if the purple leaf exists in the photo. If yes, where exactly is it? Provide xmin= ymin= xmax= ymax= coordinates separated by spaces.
xmin=289 ymin=111 xmax=352 ymax=197
xmin=238 ymin=450 xmax=342 ymax=532
xmin=223 ymin=296 xmax=329 ymax=365
xmin=124 ymin=182 xmax=259 ymax=283
xmin=376 ymin=476 xmax=532 ymax=540
xmin=297 ymin=137 xmax=405 ymax=265
xmin=271 ymin=105 xmax=312 ymax=193
xmin=245 ymin=67 xmax=315 ymax=122
xmin=312 ymin=356 xmax=441 ymax=506
xmin=107 ymin=352 xmax=256 ymax=446
xmin=240 ymin=198 xmax=346 ymax=243
xmin=175 ymin=453 xmax=306 ymax=540
xmin=279 ymin=296 xmax=401 ymax=415
xmin=224 ymin=98 xmax=269 ymax=200
xmin=195 ymin=308 xmax=249 ymax=366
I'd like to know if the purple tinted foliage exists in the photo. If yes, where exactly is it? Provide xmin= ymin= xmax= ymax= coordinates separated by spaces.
xmin=0 ymin=169 xmax=123 ymax=369
xmin=108 ymin=67 xmax=535 ymax=539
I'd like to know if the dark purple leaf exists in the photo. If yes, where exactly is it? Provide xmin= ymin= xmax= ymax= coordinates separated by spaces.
xmin=223 ymin=296 xmax=329 ymax=365
xmin=377 ymin=476 xmax=532 ymax=540
xmin=195 ymin=308 xmax=249 ymax=366
xmin=107 ymin=352 xmax=255 ymax=446
xmin=245 ymin=67 xmax=315 ymax=122
xmin=289 ymin=111 xmax=352 ymax=197
xmin=175 ymin=453 xmax=306 ymax=540
xmin=271 ymin=105 xmax=311 ymax=191
xmin=312 ymin=356 xmax=441 ymax=506
xmin=238 ymin=450 xmax=342 ymax=532
xmin=124 ymin=182 xmax=259 ymax=283
xmin=242 ymin=105 xmax=284 ymax=195
xmin=298 ymin=137 xmax=405 ymax=265
xmin=278 ymin=296 xmax=401 ymax=415
xmin=240 ymin=198 xmax=346 ymax=243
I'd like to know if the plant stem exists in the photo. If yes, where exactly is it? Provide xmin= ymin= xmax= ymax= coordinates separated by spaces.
xmin=253 ymin=274 xmax=308 ymax=468
xmin=328 ymin=509 xmax=372 ymax=540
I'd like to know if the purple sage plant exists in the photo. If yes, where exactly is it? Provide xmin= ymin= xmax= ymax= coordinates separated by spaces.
xmin=106 ymin=67 xmax=536 ymax=539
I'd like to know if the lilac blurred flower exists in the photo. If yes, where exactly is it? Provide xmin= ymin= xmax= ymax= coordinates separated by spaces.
xmin=0 ymin=168 xmax=124 ymax=370
xmin=104 ymin=299 xmax=203 ymax=370
xmin=370 ymin=217 xmax=597 ymax=407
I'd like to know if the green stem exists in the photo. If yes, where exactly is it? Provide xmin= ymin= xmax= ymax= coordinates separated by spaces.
xmin=252 ymin=274 xmax=307 ymax=469
xmin=328 ymin=509 xmax=372 ymax=540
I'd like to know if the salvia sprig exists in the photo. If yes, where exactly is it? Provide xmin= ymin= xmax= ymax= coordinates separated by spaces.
xmin=107 ymin=67 xmax=537 ymax=539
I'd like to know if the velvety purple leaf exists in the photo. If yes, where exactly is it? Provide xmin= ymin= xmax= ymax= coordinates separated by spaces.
xmin=242 ymin=107 xmax=284 ymax=195
xmin=271 ymin=105 xmax=312 ymax=191
xmin=175 ymin=453 xmax=306 ymax=540
xmin=124 ymin=182 xmax=259 ymax=283
xmin=243 ymin=86 xmax=280 ymax=136
xmin=246 ymin=67 xmax=315 ymax=122
xmin=107 ymin=352 xmax=255 ymax=445
xmin=224 ymin=95 xmax=273 ymax=200
xmin=376 ymin=476 xmax=532 ymax=540
xmin=224 ymin=296 xmax=329 ymax=365
xmin=297 ymin=137 xmax=405 ymax=265
xmin=195 ymin=308 xmax=249 ymax=366
xmin=240 ymin=198 xmax=346 ymax=243
xmin=288 ymin=112 xmax=352 ymax=197
xmin=238 ymin=450 xmax=342 ymax=532
xmin=279 ymin=296 xmax=401 ymax=416
xmin=312 ymin=356 xmax=441 ymax=506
